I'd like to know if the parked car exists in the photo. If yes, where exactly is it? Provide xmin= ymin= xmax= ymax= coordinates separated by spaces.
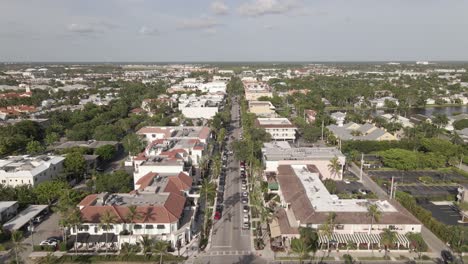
xmin=441 ymin=250 xmax=453 ymax=263
xmin=243 ymin=223 xmax=250 ymax=229
xmin=241 ymin=179 xmax=247 ymax=185
xmin=241 ymin=185 xmax=247 ymax=190
xmin=40 ymin=240 xmax=57 ymax=247
xmin=242 ymin=192 xmax=248 ymax=197
xmin=214 ymin=211 xmax=222 ymax=220
xmin=241 ymin=198 xmax=248 ymax=204
xmin=243 ymin=215 xmax=249 ymax=223
xmin=243 ymin=205 xmax=249 ymax=213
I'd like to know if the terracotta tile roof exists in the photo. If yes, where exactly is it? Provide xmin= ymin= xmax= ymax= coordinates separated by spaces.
xmin=198 ymin=127 xmax=210 ymax=140
xmin=130 ymin=108 xmax=144 ymax=113
xmin=78 ymin=194 xmax=98 ymax=207
xmin=136 ymin=172 xmax=158 ymax=190
xmin=274 ymin=208 xmax=299 ymax=235
xmin=277 ymin=164 xmax=420 ymax=225
xmin=163 ymin=172 xmax=192 ymax=194
xmin=134 ymin=152 xmax=147 ymax=161
xmin=80 ymin=193 xmax=186 ymax=224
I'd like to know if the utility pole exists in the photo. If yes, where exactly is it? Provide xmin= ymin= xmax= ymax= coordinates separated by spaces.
xmin=389 ymin=176 xmax=394 ymax=199
xmin=393 ymin=181 xmax=398 ymax=199
xmin=321 ymin=119 xmax=324 ymax=141
xmin=360 ymin=153 xmax=364 ymax=182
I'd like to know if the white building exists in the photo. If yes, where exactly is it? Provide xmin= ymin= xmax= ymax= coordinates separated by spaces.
xmin=262 ymin=142 xmax=346 ymax=180
xmin=74 ymin=173 xmax=195 ymax=249
xmin=331 ymin=112 xmax=346 ymax=127
xmin=0 ymin=155 xmax=65 ymax=187
xmin=255 ymin=118 xmax=297 ymax=141
xmin=198 ymin=82 xmax=227 ymax=94
xmin=178 ymin=94 xmax=224 ymax=119
xmin=271 ymin=164 xmax=421 ymax=248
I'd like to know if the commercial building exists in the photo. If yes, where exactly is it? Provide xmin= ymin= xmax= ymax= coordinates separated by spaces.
xmin=255 ymin=118 xmax=297 ymax=141
xmin=248 ymin=101 xmax=276 ymax=117
xmin=0 ymin=155 xmax=65 ymax=187
xmin=271 ymin=165 xmax=420 ymax=248
xmin=73 ymin=170 xmax=196 ymax=250
xmin=177 ymin=94 xmax=224 ymax=119
xmin=243 ymin=81 xmax=273 ymax=101
xmin=262 ymin=141 xmax=346 ymax=180
xmin=0 ymin=201 xmax=19 ymax=223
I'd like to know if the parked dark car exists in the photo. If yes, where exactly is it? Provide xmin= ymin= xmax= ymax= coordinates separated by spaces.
xmin=441 ymin=250 xmax=453 ymax=263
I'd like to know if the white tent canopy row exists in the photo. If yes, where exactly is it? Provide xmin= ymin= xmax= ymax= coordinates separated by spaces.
xmin=318 ymin=233 xmax=410 ymax=246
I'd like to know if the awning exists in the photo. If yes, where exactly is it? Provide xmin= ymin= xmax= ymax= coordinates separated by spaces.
xmin=319 ymin=233 xmax=410 ymax=246
xmin=269 ymin=218 xmax=282 ymax=238
xmin=69 ymin=233 xmax=90 ymax=243
xmin=99 ymin=233 xmax=117 ymax=243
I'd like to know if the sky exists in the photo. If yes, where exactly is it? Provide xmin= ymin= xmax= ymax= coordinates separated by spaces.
xmin=1 ymin=0 xmax=467 ymax=62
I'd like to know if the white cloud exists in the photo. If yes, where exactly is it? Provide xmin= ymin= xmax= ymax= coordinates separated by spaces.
xmin=238 ymin=0 xmax=301 ymax=17
xmin=66 ymin=21 xmax=118 ymax=35
xmin=139 ymin=26 xmax=158 ymax=36
xmin=211 ymin=1 xmax=229 ymax=15
xmin=177 ymin=17 xmax=221 ymax=30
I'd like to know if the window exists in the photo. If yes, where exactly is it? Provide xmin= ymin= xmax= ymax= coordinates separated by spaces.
xmin=152 ymin=134 xmax=156 ymax=138
xmin=134 ymin=224 xmax=142 ymax=229
xmin=146 ymin=225 xmax=154 ymax=229
xmin=79 ymin=225 xmax=89 ymax=231
xmin=156 ymin=225 xmax=165 ymax=229
xmin=335 ymin=224 xmax=344 ymax=230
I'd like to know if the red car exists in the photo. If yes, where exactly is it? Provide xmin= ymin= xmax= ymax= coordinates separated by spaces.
xmin=214 ymin=211 xmax=222 ymax=220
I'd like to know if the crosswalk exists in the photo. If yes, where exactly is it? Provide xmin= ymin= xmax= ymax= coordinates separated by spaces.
xmin=202 ymin=250 xmax=253 ymax=256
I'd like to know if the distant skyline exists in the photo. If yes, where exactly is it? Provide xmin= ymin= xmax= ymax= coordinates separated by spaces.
xmin=1 ymin=0 xmax=468 ymax=62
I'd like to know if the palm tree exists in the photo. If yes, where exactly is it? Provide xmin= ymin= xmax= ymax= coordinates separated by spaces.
xmin=432 ymin=113 xmax=449 ymax=129
xmin=125 ymin=205 xmax=142 ymax=235
xmin=346 ymin=240 xmax=357 ymax=254
xmin=119 ymin=243 xmax=138 ymax=261
xmin=367 ymin=204 xmax=381 ymax=252
xmin=319 ymin=212 xmax=336 ymax=250
xmin=153 ymin=240 xmax=169 ymax=264
xmin=139 ymin=235 xmax=154 ymax=259
xmin=290 ymin=238 xmax=309 ymax=264
xmin=199 ymin=156 xmax=208 ymax=179
xmin=327 ymin=156 xmax=341 ymax=179
xmin=380 ymin=228 xmax=397 ymax=258
xmin=99 ymin=210 xmax=116 ymax=253
xmin=34 ymin=252 xmax=60 ymax=264
xmin=200 ymin=178 xmax=216 ymax=233
xmin=211 ymin=154 xmax=222 ymax=179
xmin=66 ymin=208 xmax=82 ymax=254
xmin=11 ymin=230 xmax=26 ymax=264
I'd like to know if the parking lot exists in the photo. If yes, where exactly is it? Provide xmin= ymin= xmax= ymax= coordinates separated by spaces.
xmin=420 ymin=202 xmax=467 ymax=226
xmin=397 ymin=185 xmax=458 ymax=197
xmin=20 ymin=212 xmax=63 ymax=262
xmin=368 ymin=170 xmax=467 ymax=184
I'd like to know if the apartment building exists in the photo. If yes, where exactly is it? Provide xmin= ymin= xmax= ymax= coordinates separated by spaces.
xmin=178 ymin=94 xmax=224 ymax=119
xmin=327 ymin=122 xmax=397 ymax=141
xmin=255 ymin=118 xmax=297 ymax=141
xmin=0 ymin=155 xmax=65 ymax=187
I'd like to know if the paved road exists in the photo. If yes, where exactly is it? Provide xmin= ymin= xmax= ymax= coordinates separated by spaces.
xmin=210 ymin=96 xmax=252 ymax=252
xmin=349 ymin=163 xmax=448 ymax=253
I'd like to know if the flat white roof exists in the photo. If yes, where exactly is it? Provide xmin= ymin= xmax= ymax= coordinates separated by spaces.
xmin=291 ymin=165 xmax=396 ymax=213
xmin=0 ymin=201 xmax=18 ymax=212
xmin=3 ymin=205 xmax=48 ymax=231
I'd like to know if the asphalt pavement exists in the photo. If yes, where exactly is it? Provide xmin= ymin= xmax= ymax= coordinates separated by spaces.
xmin=209 ymin=96 xmax=253 ymax=253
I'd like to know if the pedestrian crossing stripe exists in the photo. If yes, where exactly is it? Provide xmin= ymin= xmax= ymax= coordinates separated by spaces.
xmin=202 ymin=250 xmax=252 ymax=256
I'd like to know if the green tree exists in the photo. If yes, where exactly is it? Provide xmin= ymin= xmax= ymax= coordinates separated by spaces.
xmin=100 ymin=210 xmax=116 ymax=254
xmin=122 ymin=133 xmax=145 ymax=156
xmin=380 ymin=228 xmax=397 ymax=257
xmin=323 ymin=179 xmax=337 ymax=194
xmin=432 ymin=113 xmax=449 ymax=129
xmin=34 ymin=181 xmax=70 ymax=205
xmin=94 ymin=144 xmax=116 ymax=161
xmin=44 ymin=132 xmax=60 ymax=146
xmin=64 ymin=152 xmax=86 ymax=179
xmin=125 ymin=205 xmax=142 ymax=235
xmin=153 ymin=240 xmax=169 ymax=264
xmin=200 ymin=179 xmax=216 ymax=233
xmin=291 ymin=238 xmax=309 ymax=264
xmin=367 ymin=204 xmax=381 ymax=253
xmin=119 ymin=243 xmax=138 ymax=261
xmin=95 ymin=171 xmax=133 ymax=195
xmin=26 ymin=140 xmax=45 ymax=155
xmin=11 ymin=230 xmax=26 ymax=264
xmin=299 ymin=227 xmax=319 ymax=262
xmin=66 ymin=208 xmax=82 ymax=254
xmin=139 ymin=235 xmax=154 ymax=259
xmin=327 ymin=156 xmax=341 ymax=179
xmin=407 ymin=232 xmax=427 ymax=259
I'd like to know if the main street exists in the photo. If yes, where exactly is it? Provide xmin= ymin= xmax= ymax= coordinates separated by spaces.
xmin=189 ymin=96 xmax=267 ymax=264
